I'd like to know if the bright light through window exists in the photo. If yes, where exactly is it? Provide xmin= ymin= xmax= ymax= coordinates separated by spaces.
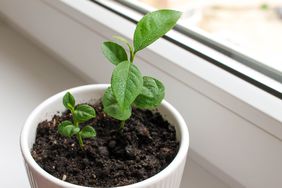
xmin=136 ymin=0 xmax=282 ymax=75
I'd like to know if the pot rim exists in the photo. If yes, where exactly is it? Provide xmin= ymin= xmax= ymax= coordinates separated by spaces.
xmin=20 ymin=84 xmax=189 ymax=188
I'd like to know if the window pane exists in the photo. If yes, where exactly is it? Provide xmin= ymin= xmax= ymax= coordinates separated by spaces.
xmin=135 ymin=0 xmax=282 ymax=79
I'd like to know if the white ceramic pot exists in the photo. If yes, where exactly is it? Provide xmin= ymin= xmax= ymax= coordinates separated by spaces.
xmin=20 ymin=84 xmax=189 ymax=188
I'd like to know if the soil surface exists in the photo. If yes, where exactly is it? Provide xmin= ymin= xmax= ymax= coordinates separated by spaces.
xmin=32 ymin=102 xmax=179 ymax=187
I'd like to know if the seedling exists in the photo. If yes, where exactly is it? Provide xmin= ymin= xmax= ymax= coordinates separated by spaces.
xmin=58 ymin=92 xmax=96 ymax=148
xmin=102 ymin=10 xmax=181 ymax=127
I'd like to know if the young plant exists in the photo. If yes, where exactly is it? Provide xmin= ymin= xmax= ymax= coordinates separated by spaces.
xmin=58 ymin=92 xmax=96 ymax=148
xmin=102 ymin=10 xmax=181 ymax=127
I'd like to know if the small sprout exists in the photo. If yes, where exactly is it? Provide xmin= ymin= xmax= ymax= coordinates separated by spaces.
xmin=58 ymin=92 xmax=96 ymax=148
xmin=101 ymin=10 xmax=181 ymax=128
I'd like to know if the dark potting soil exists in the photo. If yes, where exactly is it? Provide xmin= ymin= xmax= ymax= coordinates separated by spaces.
xmin=31 ymin=102 xmax=179 ymax=187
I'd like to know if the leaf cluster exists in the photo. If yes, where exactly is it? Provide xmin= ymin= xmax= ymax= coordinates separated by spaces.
xmin=58 ymin=92 xmax=96 ymax=147
xmin=102 ymin=10 xmax=181 ymax=121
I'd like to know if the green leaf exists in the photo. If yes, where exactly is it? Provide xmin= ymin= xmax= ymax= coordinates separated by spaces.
xmin=58 ymin=120 xmax=78 ymax=138
xmin=63 ymin=92 xmax=75 ymax=110
xmin=133 ymin=9 xmax=181 ymax=53
xmin=102 ymin=41 xmax=128 ymax=65
xmin=72 ymin=127 xmax=80 ymax=135
xmin=80 ymin=125 xmax=96 ymax=139
xmin=134 ymin=76 xmax=165 ymax=109
xmin=74 ymin=104 xmax=96 ymax=123
xmin=111 ymin=61 xmax=143 ymax=109
xmin=102 ymin=87 xmax=132 ymax=121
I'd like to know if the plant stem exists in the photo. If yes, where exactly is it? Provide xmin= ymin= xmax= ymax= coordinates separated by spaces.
xmin=119 ymin=120 xmax=125 ymax=130
xmin=130 ymin=50 xmax=135 ymax=63
xmin=70 ymin=108 xmax=77 ymax=126
xmin=77 ymin=133 xmax=84 ymax=148
xmin=71 ymin=108 xmax=84 ymax=148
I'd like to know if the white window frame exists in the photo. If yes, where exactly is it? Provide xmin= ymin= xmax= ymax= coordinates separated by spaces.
xmin=0 ymin=0 xmax=281 ymax=187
